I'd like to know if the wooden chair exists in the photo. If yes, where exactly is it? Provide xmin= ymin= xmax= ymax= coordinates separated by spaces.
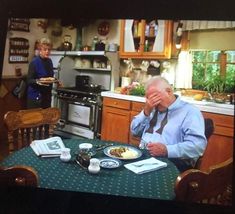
xmin=194 ymin=118 xmax=214 ymax=169
xmin=0 ymin=165 xmax=39 ymax=187
xmin=174 ymin=158 xmax=233 ymax=206
xmin=204 ymin=118 xmax=214 ymax=140
xmin=4 ymin=107 xmax=61 ymax=153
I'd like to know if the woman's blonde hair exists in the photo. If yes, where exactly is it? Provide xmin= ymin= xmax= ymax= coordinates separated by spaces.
xmin=39 ymin=38 xmax=52 ymax=47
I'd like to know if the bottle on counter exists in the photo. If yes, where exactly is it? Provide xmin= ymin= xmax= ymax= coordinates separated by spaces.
xmin=133 ymin=20 xmax=138 ymax=37
xmin=137 ymin=21 xmax=142 ymax=37
xmin=154 ymin=24 xmax=158 ymax=36
xmin=145 ymin=24 xmax=149 ymax=37
xmin=34 ymin=39 xmax=40 ymax=56
xmin=144 ymin=40 xmax=149 ymax=52
xmin=149 ymin=26 xmax=155 ymax=37
xmin=91 ymin=36 xmax=99 ymax=51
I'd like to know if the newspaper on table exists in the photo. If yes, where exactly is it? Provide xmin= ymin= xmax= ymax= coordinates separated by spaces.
xmin=30 ymin=136 xmax=65 ymax=158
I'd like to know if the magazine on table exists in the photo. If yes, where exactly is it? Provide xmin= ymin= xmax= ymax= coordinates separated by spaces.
xmin=30 ymin=136 xmax=65 ymax=158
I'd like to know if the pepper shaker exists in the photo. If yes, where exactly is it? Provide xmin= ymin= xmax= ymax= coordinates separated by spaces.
xmin=60 ymin=148 xmax=71 ymax=162
xmin=88 ymin=158 xmax=100 ymax=174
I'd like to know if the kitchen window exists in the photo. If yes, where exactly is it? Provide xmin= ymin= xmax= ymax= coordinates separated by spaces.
xmin=192 ymin=50 xmax=235 ymax=92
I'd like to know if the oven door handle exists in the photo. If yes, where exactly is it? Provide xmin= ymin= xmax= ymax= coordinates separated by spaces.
xmin=70 ymin=101 xmax=94 ymax=107
xmin=73 ymin=101 xmax=86 ymax=106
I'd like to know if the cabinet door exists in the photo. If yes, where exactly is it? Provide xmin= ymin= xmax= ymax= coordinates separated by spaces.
xmin=143 ymin=20 xmax=173 ymax=59
xmin=120 ymin=19 xmax=173 ymax=59
xmin=101 ymin=106 xmax=130 ymax=143
xmin=119 ymin=19 xmax=144 ymax=58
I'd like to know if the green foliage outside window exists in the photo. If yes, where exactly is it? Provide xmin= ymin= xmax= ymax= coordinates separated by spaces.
xmin=206 ymin=63 xmax=220 ymax=80
xmin=192 ymin=50 xmax=235 ymax=93
xmin=225 ymin=64 xmax=235 ymax=92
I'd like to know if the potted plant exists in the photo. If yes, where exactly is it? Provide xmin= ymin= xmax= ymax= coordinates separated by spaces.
xmin=203 ymin=75 xmax=225 ymax=93
xmin=203 ymin=75 xmax=228 ymax=103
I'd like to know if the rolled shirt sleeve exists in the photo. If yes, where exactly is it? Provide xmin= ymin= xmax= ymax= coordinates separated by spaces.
xmin=131 ymin=110 xmax=151 ymax=138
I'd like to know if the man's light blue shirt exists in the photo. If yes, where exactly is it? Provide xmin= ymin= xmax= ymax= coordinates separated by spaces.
xmin=131 ymin=96 xmax=207 ymax=162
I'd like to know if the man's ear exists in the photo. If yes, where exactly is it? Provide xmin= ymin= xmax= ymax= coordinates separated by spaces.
xmin=166 ymin=87 xmax=171 ymax=93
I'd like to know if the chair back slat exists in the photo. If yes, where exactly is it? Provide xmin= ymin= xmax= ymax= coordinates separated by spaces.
xmin=4 ymin=107 xmax=61 ymax=153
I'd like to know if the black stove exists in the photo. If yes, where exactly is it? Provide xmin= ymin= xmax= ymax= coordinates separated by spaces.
xmin=55 ymin=76 xmax=107 ymax=140
xmin=56 ymin=86 xmax=106 ymax=105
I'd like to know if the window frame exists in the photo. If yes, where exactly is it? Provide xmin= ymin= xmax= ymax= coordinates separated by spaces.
xmin=191 ymin=50 xmax=235 ymax=91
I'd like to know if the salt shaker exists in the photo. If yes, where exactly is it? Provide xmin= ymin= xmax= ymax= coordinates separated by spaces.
xmin=88 ymin=158 xmax=100 ymax=174
xmin=60 ymin=148 xmax=71 ymax=162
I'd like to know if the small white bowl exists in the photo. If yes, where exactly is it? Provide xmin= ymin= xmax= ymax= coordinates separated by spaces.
xmin=79 ymin=143 xmax=93 ymax=150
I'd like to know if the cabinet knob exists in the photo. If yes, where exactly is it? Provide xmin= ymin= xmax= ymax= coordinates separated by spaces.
xmin=114 ymin=102 xmax=117 ymax=105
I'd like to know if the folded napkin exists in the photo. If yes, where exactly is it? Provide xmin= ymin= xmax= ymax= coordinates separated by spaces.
xmin=124 ymin=157 xmax=167 ymax=174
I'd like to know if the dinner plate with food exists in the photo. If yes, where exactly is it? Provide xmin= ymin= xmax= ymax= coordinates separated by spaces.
xmin=104 ymin=145 xmax=142 ymax=160
xmin=38 ymin=77 xmax=59 ymax=84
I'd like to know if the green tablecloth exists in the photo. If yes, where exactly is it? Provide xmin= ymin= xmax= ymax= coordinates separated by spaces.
xmin=0 ymin=139 xmax=179 ymax=200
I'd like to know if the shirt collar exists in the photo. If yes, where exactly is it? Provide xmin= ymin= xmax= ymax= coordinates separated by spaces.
xmin=168 ymin=95 xmax=182 ymax=111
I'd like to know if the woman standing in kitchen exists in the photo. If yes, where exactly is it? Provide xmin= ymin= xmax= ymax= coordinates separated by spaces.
xmin=26 ymin=37 xmax=62 ymax=109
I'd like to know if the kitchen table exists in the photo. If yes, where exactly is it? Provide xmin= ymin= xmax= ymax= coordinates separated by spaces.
xmin=0 ymin=138 xmax=179 ymax=201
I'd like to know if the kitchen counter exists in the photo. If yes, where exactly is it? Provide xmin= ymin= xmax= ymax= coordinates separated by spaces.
xmin=101 ymin=91 xmax=234 ymax=116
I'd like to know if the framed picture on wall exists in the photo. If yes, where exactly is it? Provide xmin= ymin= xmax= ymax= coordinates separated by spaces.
xmin=9 ymin=18 xmax=30 ymax=32
xmin=9 ymin=37 xmax=29 ymax=63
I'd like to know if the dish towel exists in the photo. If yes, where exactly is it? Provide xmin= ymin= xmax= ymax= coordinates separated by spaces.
xmin=124 ymin=157 xmax=167 ymax=174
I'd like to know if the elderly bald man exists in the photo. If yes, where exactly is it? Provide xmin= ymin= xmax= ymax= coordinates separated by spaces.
xmin=131 ymin=76 xmax=207 ymax=172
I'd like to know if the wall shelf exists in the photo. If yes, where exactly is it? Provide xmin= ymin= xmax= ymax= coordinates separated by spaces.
xmin=9 ymin=18 xmax=30 ymax=32
xmin=73 ymin=67 xmax=111 ymax=72
xmin=9 ymin=37 xmax=29 ymax=63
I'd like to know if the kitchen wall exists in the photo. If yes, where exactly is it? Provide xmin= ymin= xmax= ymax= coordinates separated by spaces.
xmin=82 ymin=20 xmax=120 ymax=47
xmin=2 ymin=19 xmax=76 ymax=76
xmin=189 ymin=30 xmax=235 ymax=50
xmin=2 ymin=19 xmax=120 ymax=77
xmin=2 ymin=19 xmax=235 ymax=80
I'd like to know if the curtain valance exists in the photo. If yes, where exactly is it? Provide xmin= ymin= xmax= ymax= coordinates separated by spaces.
xmin=182 ymin=21 xmax=235 ymax=31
